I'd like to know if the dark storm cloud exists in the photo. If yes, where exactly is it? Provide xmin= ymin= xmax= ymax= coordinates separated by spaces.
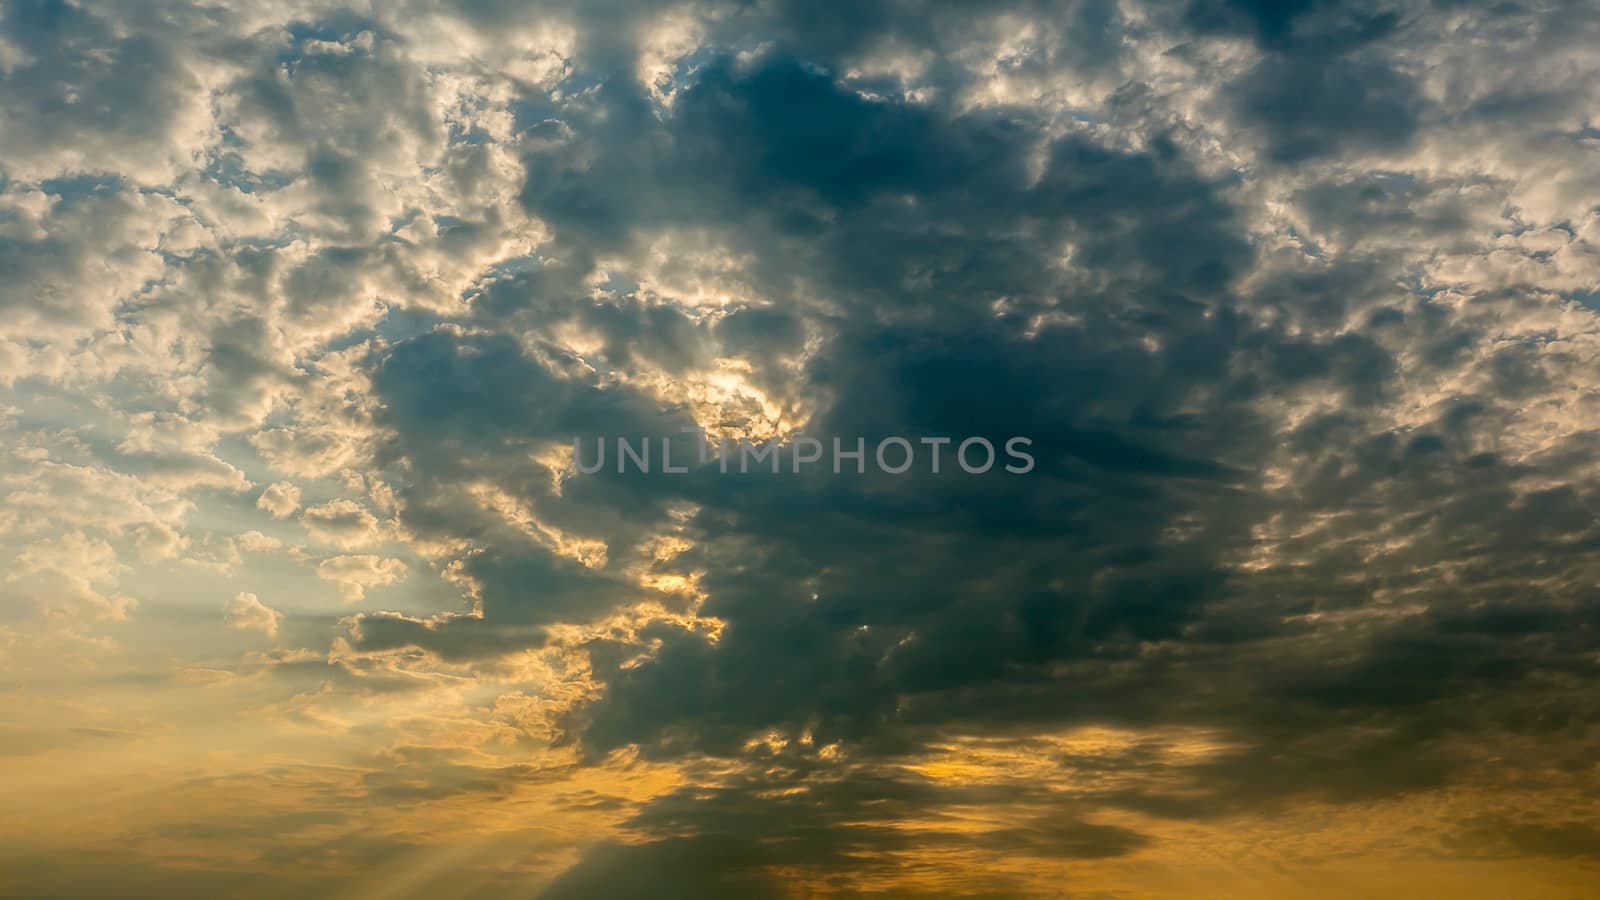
xmin=372 ymin=329 xmax=688 ymax=454
xmin=1184 ymin=0 xmax=1401 ymax=49
xmin=267 ymin=0 xmax=1600 ymax=889
xmin=515 ymin=54 xmax=1249 ymax=315
xmin=370 ymin=47 xmax=1270 ymax=677
xmin=1230 ymin=52 xmax=1425 ymax=163
xmin=1188 ymin=0 xmax=1432 ymax=163
xmin=348 ymin=328 xmax=704 ymax=656
xmin=408 ymin=53 xmax=1272 ymax=762
xmin=0 ymin=0 xmax=202 ymax=180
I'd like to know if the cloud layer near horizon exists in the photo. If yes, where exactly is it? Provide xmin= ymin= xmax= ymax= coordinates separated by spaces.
xmin=1 ymin=0 xmax=1598 ymax=897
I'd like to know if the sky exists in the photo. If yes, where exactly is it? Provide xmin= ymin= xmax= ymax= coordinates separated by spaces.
xmin=1 ymin=0 xmax=1598 ymax=897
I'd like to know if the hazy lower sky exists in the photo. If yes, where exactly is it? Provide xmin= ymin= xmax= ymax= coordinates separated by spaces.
xmin=1 ymin=0 xmax=1598 ymax=897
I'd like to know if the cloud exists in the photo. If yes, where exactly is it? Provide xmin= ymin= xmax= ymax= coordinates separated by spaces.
xmin=299 ymin=499 xmax=382 ymax=548
xmin=256 ymin=482 xmax=302 ymax=519
xmin=1 ymin=0 xmax=1599 ymax=895
xmin=315 ymin=554 xmax=408 ymax=602
xmin=0 ymin=1 xmax=213 ymax=183
xmin=223 ymin=592 xmax=282 ymax=638
xmin=237 ymin=530 xmax=285 ymax=553
xmin=3 ymin=531 xmax=136 ymax=625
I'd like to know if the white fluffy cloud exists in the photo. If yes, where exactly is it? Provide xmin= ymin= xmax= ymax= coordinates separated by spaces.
xmin=315 ymin=554 xmax=408 ymax=602
xmin=223 ymin=591 xmax=281 ymax=638
xmin=300 ymin=499 xmax=382 ymax=549
xmin=256 ymin=482 xmax=302 ymax=519
xmin=3 ymin=531 xmax=137 ymax=625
